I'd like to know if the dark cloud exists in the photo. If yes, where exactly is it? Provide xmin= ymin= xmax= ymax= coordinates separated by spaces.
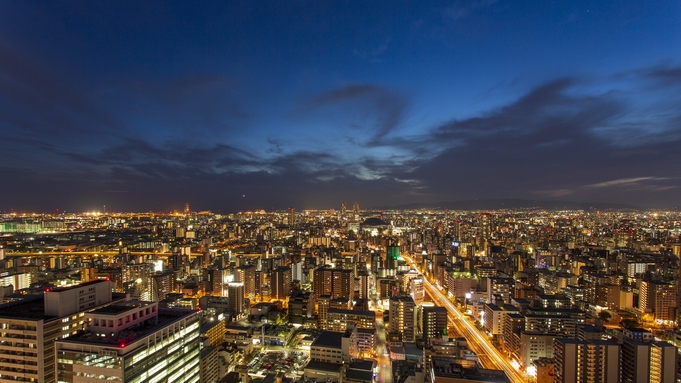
xmin=302 ymin=84 xmax=409 ymax=143
xmin=3 ymin=57 xmax=681 ymax=211
xmin=642 ymin=65 xmax=681 ymax=84
xmin=0 ymin=41 xmax=119 ymax=142
xmin=391 ymin=73 xmax=681 ymax=207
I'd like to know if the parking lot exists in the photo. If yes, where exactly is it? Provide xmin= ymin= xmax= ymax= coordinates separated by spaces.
xmin=246 ymin=349 xmax=309 ymax=377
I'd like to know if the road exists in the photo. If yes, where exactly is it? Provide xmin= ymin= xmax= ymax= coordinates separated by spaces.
xmin=375 ymin=315 xmax=393 ymax=383
xmin=403 ymin=254 xmax=526 ymax=383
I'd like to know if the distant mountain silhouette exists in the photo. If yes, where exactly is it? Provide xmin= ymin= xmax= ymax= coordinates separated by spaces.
xmin=374 ymin=199 xmax=641 ymax=211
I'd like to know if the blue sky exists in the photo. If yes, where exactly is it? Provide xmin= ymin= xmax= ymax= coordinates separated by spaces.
xmin=1 ymin=1 xmax=680 ymax=211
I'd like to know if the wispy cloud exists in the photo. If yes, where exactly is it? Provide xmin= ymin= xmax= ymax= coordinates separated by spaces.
xmin=585 ymin=177 xmax=671 ymax=189
xmin=443 ymin=0 xmax=498 ymax=21
xmin=301 ymin=84 xmax=409 ymax=143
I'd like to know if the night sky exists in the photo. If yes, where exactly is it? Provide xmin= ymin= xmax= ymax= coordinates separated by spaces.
xmin=1 ymin=1 xmax=680 ymax=212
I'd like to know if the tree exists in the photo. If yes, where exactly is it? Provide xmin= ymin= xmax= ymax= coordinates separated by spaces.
xmin=598 ymin=311 xmax=612 ymax=322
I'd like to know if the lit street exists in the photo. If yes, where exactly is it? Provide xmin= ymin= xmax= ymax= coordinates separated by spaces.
xmin=375 ymin=315 xmax=393 ymax=383
xmin=403 ymin=254 xmax=527 ymax=383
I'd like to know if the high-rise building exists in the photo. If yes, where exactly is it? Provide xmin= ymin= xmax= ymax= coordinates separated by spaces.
xmin=234 ymin=264 xmax=256 ymax=299
xmin=639 ymin=280 xmax=677 ymax=321
xmin=422 ymin=306 xmax=448 ymax=345
xmin=389 ymin=295 xmax=415 ymax=341
xmin=356 ymin=271 xmax=370 ymax=300
xmin=56 ymin=301 xmax=200 ymax=383
xmin=554 ymin=338 xmax=620 ymax=383
xmin=0 ymin=280 xmax=121 ymax=383
xmin=271 ymin=266 xmax=292 ymax=300
xmin=227 ymin=282 xmax=245 ymax=315
xmin=313 ymin=265 xmax=354 ymax=299
xmin=150 ymin=271 xmax=177 ymax=301
xmin=487 ymin=277 xmax=515 ymax=305
xmin=621 ymin=338 xmax=677 ymax=383
xmin=317 ymin=295 xmax=331 ymax=329
xmin=288 ymin=207 xmax=295 ymax=225
xmin=327 ymin=308 xmax=376 ymax=332
xmin=502 ymin=313 xmax=525 ymax=359
xmin=289 ymin=291 xmax=316 ymax=325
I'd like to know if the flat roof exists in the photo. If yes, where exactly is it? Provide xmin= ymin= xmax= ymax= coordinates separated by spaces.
xmin=305 ymin=360 xmax=343 ymax=372
xmin=311 ymin=331 xmax=343 ymax=349
xmin=48 ymin=279 xmax=109 ymax=293
xmin=57 ymin=307 xmax=197 ymax=348
xmin=348 ymin=359 xmax=374 ymax=371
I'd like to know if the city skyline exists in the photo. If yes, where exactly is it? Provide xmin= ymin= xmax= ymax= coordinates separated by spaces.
xmin=1 ymin=1 xmax=680 ymax=212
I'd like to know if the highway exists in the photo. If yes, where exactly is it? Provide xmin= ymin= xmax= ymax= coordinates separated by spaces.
xmin=403 ymin=254 xmax=526 ymax=383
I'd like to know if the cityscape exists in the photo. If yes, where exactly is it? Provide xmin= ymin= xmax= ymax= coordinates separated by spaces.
xmin=1 ymin=206 xmax=681 ymax=382
xmin=2 ymin=1 xmax=681 ymax=383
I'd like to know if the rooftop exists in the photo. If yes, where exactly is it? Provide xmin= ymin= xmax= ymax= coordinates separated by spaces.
xmin=58 ymin=307 xmax=198 ymax=348
xmin=311 ymin=331 xmax=343 ymax=349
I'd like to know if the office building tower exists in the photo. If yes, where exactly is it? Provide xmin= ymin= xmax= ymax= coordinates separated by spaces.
xmin=317 ymin=295 xmax=331 ymax=329
xmin=0 ymin=280 xmax=120 ymax=383
xmin=554 ymin=338 xmax=620 ymax=383
xmin=292 ymin=261 xmax=303 ymax=282
xmin=327 ymin=308 xmax=376 ymax=332
xmin=621 ymin=339 xmax=677 ymax=383
xmin=56 ymin=301 xmax=200 ymax=383
xmin=313 ymin=265 xmax=354 ymax=299
xmin=389 ymin=295 xmax=415 ymax=342
xmin=639 ymin=280 xmax=677 ymax=321
xmin=150 ymin=271 xmax=177 ymax=301
xmin=422 ymin=306 xmax=448 ymax=345
xmin=288 ymin=207 xmax=295 ymax=225
xmin=271 ymin=266 xmax=292 ymax=300
xmin=227 ymin=282 xmax=245 ymax=315
xmin=289 ymin=291 xmax=316 ymax=325
xmin=356 ymin=271 xmax=370 ymax=300
xmin=502 ymin=313 xmax=524 ymax=358
xmin=234 ymin=264 xmax=256 ymax=299
xmin=487 ymin=277 xmax=515 ymax=305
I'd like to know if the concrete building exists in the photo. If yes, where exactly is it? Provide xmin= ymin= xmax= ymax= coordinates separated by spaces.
xmin=487 ymin=277 xmax=514 ymax=304
xmin=389 ymin=295 xmax=415 ymax=342
xmin=422 ymin=306 xmax=448 ymax=345
xmin=288 ymin=291 xmax=316 ymax=325
xmin=313 ymin=266 xmax=354 ymax=300
xmin=429 ymin=356 xmax=509 ymax=383
xmin=520 ymin=332 xmax=556 ymax=369
xmin=501 ymin=313 xmax=524 ymax=358
xmin=0 ymin=279 xmax=121 ymax=383
xmin=483 ymin=303 xmax=519 ymax=337
xmin=621 ymin=339 xmax=677 ymax=383
xmin=310 ymin=328 xmax=357 ymax=364
xmin=639 ymin=280 xmax=677 ymax=321
xmin=55 ymin=300 xmax=201 ymax=383
xmin=327 ymin=308 xmax=376 ymax=332
xmin=227 ymin=282 xmax=245 ymax=316
xmin=554 ymin=338 xmax=620 ymax=383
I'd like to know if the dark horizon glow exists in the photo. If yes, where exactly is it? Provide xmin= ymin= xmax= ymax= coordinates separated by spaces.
xmin=1 ymin=1 xmax=681 ymax=212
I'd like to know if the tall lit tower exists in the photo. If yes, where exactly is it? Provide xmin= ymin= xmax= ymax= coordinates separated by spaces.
xmin=341 ymin=201 xmax=347 ymax=218
xmin=184 ymin=202 xmax=190 ymax=214
xmin=352 ymin=201 xmax=360 ymax=219
xmin=227 ymin=282 xmax=245 ymax=315
xmin=288 ymin=207 xmax=295 ymax=225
